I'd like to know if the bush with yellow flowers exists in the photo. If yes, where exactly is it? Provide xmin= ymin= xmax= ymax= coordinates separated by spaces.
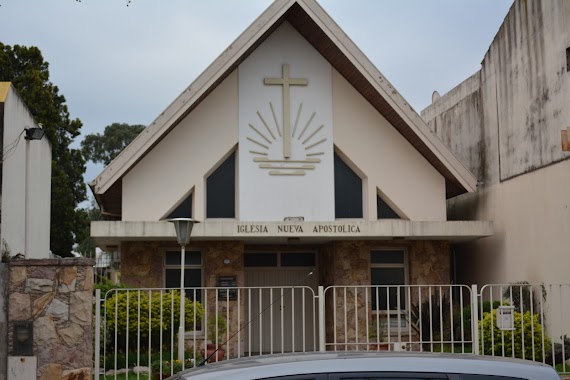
xmin=104 ymin=289 xmax=204 ymax=349
xmin=479 ymin=309 xmax=551 ymax=361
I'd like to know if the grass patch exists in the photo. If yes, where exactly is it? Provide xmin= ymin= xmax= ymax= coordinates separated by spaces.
xmin=103 ymin=373 xmax=150 ymax=380
xmin=556 ymin=362 xmax=570 ymax=373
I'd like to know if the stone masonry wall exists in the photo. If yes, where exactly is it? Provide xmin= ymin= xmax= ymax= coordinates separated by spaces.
xmin=321 ymin=240 xmax=449 ymax=350
xmin=120 ymin=242 xmax=163 ymax=288
xmin=7 ymin=258 xmax=94 ymax=380
xmin=202 ymin=241 xmax=244 ymax=358
xmin=120 ymin=241 xmax=245 ymax=358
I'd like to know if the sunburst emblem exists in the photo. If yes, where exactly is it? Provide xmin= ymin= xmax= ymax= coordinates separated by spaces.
xmin=247 ymin=64 xmax=327 ymax=176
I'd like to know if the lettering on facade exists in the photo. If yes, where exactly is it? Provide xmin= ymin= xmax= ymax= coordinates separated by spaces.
xmin=237 ymin=225 xmax=269 ymax=233
xmin=236 ymin=223 xmax=361 ymax=234
xmin=277 ymin=225 xmax=304 ymax=233
xmin=311 ymin=225 xmax=360 ymax=233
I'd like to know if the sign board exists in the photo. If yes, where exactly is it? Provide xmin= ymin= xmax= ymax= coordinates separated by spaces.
xmin=496 ymin=305 xmax=515 ymax=330
xmin=218 ymin=276 xmax=238 ymax=301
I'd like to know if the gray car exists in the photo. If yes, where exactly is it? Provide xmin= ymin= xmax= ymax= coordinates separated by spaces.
xmin=170 ymin=352 xmax=560 ymax=380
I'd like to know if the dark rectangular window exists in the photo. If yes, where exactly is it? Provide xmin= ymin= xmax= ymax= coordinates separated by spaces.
xmin=370 ymin=249 xmax=407 ymax=311
xmin=244 ymin=252 xmax=316 ymax=267
xmin=165 ymin=250 xmax=202 ymax=266
xmin=244 ymin=252 xmax=278 ymax=267
xmin=567 ymin=46 xmax=570 ymax=72
xmin=164 ymin=250 xmax=202 ymax=303
xmin=371 ymin=268 xmax=406 ymax=310
xmin=207 ymin=152 xmax=235 ymax=218
xmin=281 ymin=252 xmax=315 ymax=267
xmin=371 ymin=250 xmax=405 ymax=264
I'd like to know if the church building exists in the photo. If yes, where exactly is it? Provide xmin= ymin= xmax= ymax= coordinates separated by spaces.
xmin=90 ymin=0 xmax=492 ymax=353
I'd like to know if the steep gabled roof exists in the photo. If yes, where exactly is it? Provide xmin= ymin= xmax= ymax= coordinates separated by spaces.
xmin=91 ymin=0 xmax=477 ymax=217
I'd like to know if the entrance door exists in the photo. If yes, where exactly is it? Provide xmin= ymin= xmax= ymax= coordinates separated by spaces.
xmin=244 ymin=251 xmax=318 ymax=354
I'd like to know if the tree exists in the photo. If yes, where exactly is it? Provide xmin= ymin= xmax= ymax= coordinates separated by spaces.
xmin=81 ymin=123 xmax=145 ymax=165
xmin=75 ymin=198 xmax=102 ymax=259
xmin=79 ymin=123 xmax=144 ymax=259
xmin=0 ymin=43 xmax=87 ymax=257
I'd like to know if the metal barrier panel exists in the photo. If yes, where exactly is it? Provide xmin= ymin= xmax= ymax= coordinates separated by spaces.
xmin=322 ymin=285 xmax=474 ymax=354
xmin=94 ymin=286 xmax=317 ymax=379
xmin=478 ymin=283 xmax=570 ymax=374
xmin=93 ymin=282 xmax=570 ymax=378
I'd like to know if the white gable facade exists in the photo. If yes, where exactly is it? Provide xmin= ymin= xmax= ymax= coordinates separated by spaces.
xmin=90 ymin=0 xmax=492 ymax=355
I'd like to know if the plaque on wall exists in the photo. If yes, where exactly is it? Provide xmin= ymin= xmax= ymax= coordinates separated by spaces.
xmin=218 ymin=276 xmax=238 ymax=300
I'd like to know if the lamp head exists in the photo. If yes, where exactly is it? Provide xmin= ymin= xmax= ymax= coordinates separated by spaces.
xmin=168 ymin=218 xmax=199 ymax=246
xmin=25 ymin=127 xmax=45 ymax=141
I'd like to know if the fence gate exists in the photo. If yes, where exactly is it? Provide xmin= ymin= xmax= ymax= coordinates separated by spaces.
xmin=94 ymin=283 xmax=570 ymax=377
xmin=94 ymin=285 xmax=318 ymax=379
xmin=477 ymin=283 xmax=570 ymax=375
xmin=322 ymin=285 xmax=477 ymax=354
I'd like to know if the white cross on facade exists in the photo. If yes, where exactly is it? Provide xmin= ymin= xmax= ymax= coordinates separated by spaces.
xmin=264 ymin=64 xmax=308 ymax=158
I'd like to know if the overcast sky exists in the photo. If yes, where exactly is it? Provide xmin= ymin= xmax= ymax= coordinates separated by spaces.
xmin=0 ymin=0 xmax=513 ymax=190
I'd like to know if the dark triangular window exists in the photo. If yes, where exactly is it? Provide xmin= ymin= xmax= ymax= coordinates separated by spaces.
xmin=167 ymin=193 xmax=193 ymax=219
xmin=334 ymin=153 xmax=363 ymax=218
xmin=377 ymin=195 xmax=400 ymax=219
xmin=207 ymin=152 xmax=235 ymax=218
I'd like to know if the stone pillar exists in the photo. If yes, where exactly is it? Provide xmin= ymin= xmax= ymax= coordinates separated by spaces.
xmin=324 ymin=241 xmax=370 ymax=350
xmin=7 ymin=258 xmax=94 ymax=380
xmin=0 ymin=263 xmax=8 ymax=380
xmin=203 ymin=241 xmax=244 ymax=358
xmin=409 ymin=240 xmax=450 ymax=304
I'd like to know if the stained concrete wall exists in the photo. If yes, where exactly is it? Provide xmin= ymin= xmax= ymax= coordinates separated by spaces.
xmin=421 ymin=0 xmax=570 ymax=288
xmin=423 ymin=0 xmax=570 ymax=184
xmin=0 ymin=264 xmax=7 ymax=380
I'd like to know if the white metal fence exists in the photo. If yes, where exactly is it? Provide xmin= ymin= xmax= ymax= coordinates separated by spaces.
xmin=322 ymin=285 xmax=475 ymax=354
xmin=95 ymin=286 xmax=317 ymax=379
xmin=94 ymin=283 xmax=570 ymax=378
xmin=478 ymin=283 xmax=570 ymax=373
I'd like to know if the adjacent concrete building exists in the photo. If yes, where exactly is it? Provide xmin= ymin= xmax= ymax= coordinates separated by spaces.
xmin=422 ymin=0 xmax=570 ymax=287
xmin=0 ymin=83 xmax=51 ymax=260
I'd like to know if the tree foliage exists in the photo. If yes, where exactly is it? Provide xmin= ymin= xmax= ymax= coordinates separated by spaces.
xmin=81 ymin=123 xmax=145 ymax=165
xmin=79 ymin=123 xmax=144 ymax=258
xmin=0 ymin=43 xmax=87 ymax=257
xmin=75 ymin=197 xmax=103 ymax=259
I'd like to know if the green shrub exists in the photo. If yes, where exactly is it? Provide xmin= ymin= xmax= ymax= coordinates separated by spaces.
xmin=95 ymin=278 xmax=129 ymax=296
xmin=104 ymin=290 xmax=204 ymax=349
xmin=479 ymin=309 xmax=551 ymax=361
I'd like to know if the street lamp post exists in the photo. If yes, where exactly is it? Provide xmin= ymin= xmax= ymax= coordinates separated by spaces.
xmin=168 ymin=218 xmax=198 ymax=363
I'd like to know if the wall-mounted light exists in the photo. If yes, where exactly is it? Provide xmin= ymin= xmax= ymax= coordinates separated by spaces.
xmin=12 ymin=321 xmax=33 ymax=356
xmin=24 ymin=127 xmax=45 ymax=141
xmin=223 ymin=259 xmax=231 ymax=265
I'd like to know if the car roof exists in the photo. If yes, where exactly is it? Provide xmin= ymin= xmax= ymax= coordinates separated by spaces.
xmin=176 ymin=352 xmax=559 ymax=380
